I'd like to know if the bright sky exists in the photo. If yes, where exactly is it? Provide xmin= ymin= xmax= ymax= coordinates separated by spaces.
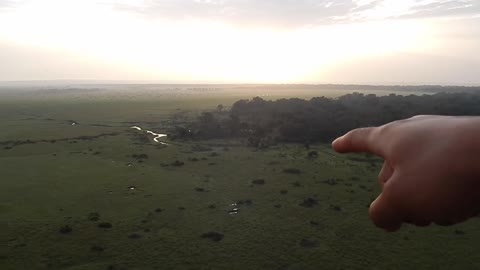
xmin=0 ymin=0 xmax=479 ymax=84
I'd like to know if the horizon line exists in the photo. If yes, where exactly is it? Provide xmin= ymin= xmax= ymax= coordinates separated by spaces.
xmin=0 ymin=80 xmax=479 ymax=87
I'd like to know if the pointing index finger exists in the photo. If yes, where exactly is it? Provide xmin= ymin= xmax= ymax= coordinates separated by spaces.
xmin=332 ymin=127 xmax=384 ymax=157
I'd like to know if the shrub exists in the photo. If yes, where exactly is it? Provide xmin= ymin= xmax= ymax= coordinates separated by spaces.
xmin=59 ymin=225 xmax=72 ymax=234
xmin=300 ymin=238 xmax=318 ymax=248
xmin=307 ymin=151 xmax=318 ymax=159
xmin=98 ymin=222 xmax=112 ymax=229
xmin=128 ymin=233 xmax=142 ymax=239
xmin=171 ymin=160 xmax=185 ymax=166
xmin=88 ymin=212 xmax=100 ymax=221
xmin=201 ymin=232 xmax=224 ymax=242
xmin=299 ymin=198 xmax=318 ymax=208
xmin=283 ymin=168 xmax=301 ymax=174
xmin=90 ymin=245 xmax=104 ymax=252
xmin=252 ymin=179 xmax=265 ymax=185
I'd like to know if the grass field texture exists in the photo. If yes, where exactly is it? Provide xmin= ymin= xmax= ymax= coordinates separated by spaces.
xmin=1 ymin=87 xmax=479 ymax=270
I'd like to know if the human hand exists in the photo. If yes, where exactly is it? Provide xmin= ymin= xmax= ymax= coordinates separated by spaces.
xmin=332 ymin=115 xmax=480 ymax=231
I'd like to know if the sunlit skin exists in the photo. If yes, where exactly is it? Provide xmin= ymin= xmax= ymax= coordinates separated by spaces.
xmin=332 ymin=115 xmax=480 ymax=231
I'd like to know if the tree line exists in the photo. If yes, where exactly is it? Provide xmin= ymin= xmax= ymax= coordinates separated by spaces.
xmin=171 ymin=92 xmax=480 ymax=147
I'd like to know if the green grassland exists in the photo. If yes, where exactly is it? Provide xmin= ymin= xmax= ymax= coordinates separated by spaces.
xmin=1 ymin=86 xmax=479 ymax=270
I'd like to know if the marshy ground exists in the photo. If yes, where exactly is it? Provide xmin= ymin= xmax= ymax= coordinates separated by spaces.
xmin=1 ymin=86 xmax=480 ymax=270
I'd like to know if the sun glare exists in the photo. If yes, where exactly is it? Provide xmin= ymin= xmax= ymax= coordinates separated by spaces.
xmin=0 ymin=0 xmax=430 ymax=82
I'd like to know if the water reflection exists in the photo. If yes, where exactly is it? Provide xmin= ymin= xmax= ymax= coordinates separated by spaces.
xmin=130 ymin=126 xmax=168 ymax=145
xmin=228 ymin=203 xmax=239 ymax=215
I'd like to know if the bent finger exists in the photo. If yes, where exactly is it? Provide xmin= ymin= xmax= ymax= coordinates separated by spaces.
xmin=369 ymin=192 xmax=404 ymax=232
xmin=378 ymin=161 xmax=394 ymax=189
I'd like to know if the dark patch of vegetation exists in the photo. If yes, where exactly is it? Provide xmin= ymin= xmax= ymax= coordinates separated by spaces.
xmin=280 ymin=189 xmax=288 ymax=195
xmin=98 ymin=222 xmax=112 ymax=229
xmin=300 ymin=238 xmax=319 ymax=248
xmin=307 ymin=151 xmax=318 ymax=159
xmin=88 ymin=212 xmax=100 ymax=221
xmin=299 ymin=198 xmax=318 ymax=208
xmin=323 ymin=179 xmax=338 ymax=186
xmin=194 ymin=187 xmax=206 ymax=192
xmin=292 ymin=181 xmax=302 ymax=187
xmin=274 ymin=204 xmax=282 ymax=208
xmin=455 ymin=230 xmax=466 ymax=235
xmin=252 ymin=179 xmax=265 ymax=185
xmin=132 ymin=154 xmax=149 ymax=160
xmin=283 ymin=168 xmax=301 ymax=174
xmin=208 ymin=204 xmax=216 ymax=209
xmin=171 ymin=160 xmax=185 ymax=167
xmin=90 ymin=245 xmax=105 ymax=252
xmin=201 ymin=232 xmax=224 ymax=242
xmin=330 ymin=205 xmax=342 ymax=212
xmin=59 ymin=225 xmax=72 ymax=234
xmin=128 ymin=233 xmax=142 ymax=239
xmin=189 ymin=157 xmax=199 ymax=162
xmin=154 ymin=208 xmax=163 ymax=213
xmin=0 ymin=133 xmax=120 ymax=147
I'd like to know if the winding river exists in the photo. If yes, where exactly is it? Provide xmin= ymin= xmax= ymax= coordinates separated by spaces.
xmin=131 ymin=126 xmax=169 ymax=145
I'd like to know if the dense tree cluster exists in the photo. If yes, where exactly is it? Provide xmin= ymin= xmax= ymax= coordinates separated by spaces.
xmin=171 ymin=92 xmax=480 ymax=146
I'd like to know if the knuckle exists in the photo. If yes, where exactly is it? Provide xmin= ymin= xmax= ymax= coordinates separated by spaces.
xmin=375 ymin=124 xmax=393 ymax=141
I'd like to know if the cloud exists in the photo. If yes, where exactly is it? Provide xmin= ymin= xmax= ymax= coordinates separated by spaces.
xmin=399 ymin=0 xmax=480 ymax=19
xmin=1 ymin=0 xmax=477 ymax=27
xmin=0 ymin=0 xmax=18 ymax=9
xmin=110 ymin=0 xmax=479 ymax=27
xmin=111 ymin=0 xmax=355 ymax=27
xmin=345 ymin=0 xmax=480 ymax=21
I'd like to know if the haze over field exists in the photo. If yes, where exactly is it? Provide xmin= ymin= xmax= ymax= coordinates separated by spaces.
xmin=0 ymin=0 xmax=479 ymax=85
xmin=4 ymin=2 xmax=480 ymax=270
